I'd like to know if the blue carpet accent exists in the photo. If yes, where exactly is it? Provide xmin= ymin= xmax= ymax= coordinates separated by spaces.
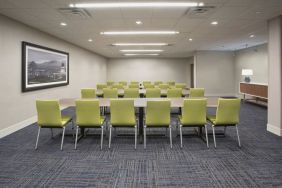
xmin=0 ymin=102 xmax=282 ymax=187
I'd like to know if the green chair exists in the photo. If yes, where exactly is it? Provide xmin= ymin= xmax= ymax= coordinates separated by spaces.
xmin=107 ymin=81 xmax=115 ymax=86
xmin=144 ymin=101 xmax=172 ymax=149
xmin=96 ymin=84 xmax=107 ymax=97
xmin=189 ymin=88 xmax=205 ymax=97
xmin=112 ymin=84 xmax=123 ymax=89
xmin=143 ymin=81 xmax=151 ymax=85
xmin=129 ymin=84 xmax=139 ymax=88
xmin=81 ymin=88 xmax=96 ymax=98
xmin=119 ymin=81 xmax=127 ymax=86
xmin=207 ymin=98 xmax=241 ymax=148
xmin=144 ymin=83 xmax=154 ymax=89
xmin=159 ymin=84 xmax=170 ymax=90
xmin=179 ymin=99 xmax=208 ymax=148
xmin=146 ymin=88 xmax=161 ymax=98
xmin=109 ymin=100 xmax=137 ymax=149
xmin=124 ymin=88 xmax=139 ymax=98
xmin=167 ymin=81 xmax=175 ymax=86
xmin=130 ymin=81 xmax=139 ymax=85
xmin=35 ymin=100 xmax=73 ymax=150
xmin=75 ymin=100 xmax=105 ymax=149
xmin=175 ymin=83 xmax=186 ymax=89
xmin=154 ymin=81 xmax=163 ymax=86
xmin=167 ymin=88 xmax=182 ymax=98
xmin=103 ymin=88 xmax=118 ymax=98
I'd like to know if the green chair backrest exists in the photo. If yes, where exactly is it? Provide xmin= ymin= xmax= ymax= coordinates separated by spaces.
xmin=119 ymin=81 xmax=127 ymax=86
xmin=81 ymin=88 xmax=96 ymax=98
xmin=110 ymin=99 xmax=135 ymax=126
xmin=167 ymin=88 xmax=182 ymax=98
xmin=181 ymin=99 xmax=207 ymax=125
xmin=154 ymin=81 xmax=163 ymax=85
xmin=189 ymin=88 xmax=205 ymax=97
xmin=124 ymin=88 xmax=139 ymax=98
xmin=167 ymin=81 xmax=175 ymax=86
xmin=131 ymin=81 xmax=139 ymax=85
xmin=159 ymin=84 xmax=170 ymax=89
xmin=107 ymin=81 xmax=115 ymax=86
xmin=143 ymin=81 xmax=151 ymax=85
xmin=175 ymin=83 xmax=186 ymax=89
xmin=215 ymin=98 xmax=241 ymax=125
xmin=36 ymin=100 xmax=62 ymax=126
xmin=129 ymin=84 xmax=139 ymax=88
xmin=146 ymin=101 xmax=171 ymax=126
xmin=112 ymin=84 xmax=123 ymax=89
xmin=103 ymin=88 xmax=118 ymax=98
xmin=146 ymin=88 xmax=161 ymax=98
xmin=97 ymin=84 xmax=107 ymax=90
xmin=144 ymin=83 xmax=154 ymax=89
xmin=75 ymin=100 xmax=101 ymax=125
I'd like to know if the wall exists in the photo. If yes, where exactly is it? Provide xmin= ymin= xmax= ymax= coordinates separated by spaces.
xmin=234 ymin=44 xmax=268 ymax=96
xmin=0 ymin=15 xmax=107 ymax=134
xmin=107 ymin=58 xmax=193 ymax=85
xmin=195 ymin=51 xmax=235 ymax=96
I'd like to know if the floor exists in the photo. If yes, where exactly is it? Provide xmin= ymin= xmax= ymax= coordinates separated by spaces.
xmin=0 ymin=102 xmax=282 ymax=187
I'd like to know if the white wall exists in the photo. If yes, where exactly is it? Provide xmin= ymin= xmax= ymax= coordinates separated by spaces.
xmin=195 ymin=51 xmax=235 ymax=96
xmin=234 ymin=44 xmax=268 ymax=95
xmin=107 ymin=58 xmax=193 ymax=85
xmin=0 ymin=15 xmax=107 ymax=132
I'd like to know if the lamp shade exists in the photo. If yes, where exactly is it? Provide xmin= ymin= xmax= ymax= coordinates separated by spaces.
xmin=242 ymin=69 xmax=253 ymax=76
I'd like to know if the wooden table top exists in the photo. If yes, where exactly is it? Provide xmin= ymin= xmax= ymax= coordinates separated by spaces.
xmin=60 ymin=97 xmax=218 ymax=109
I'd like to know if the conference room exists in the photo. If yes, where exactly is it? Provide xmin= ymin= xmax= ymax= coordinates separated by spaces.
xmin=0 ymin=0 xmax=282 ymax=187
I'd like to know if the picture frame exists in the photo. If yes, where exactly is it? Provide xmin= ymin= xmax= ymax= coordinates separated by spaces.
xmin=22 ymin=41 xmax=69 ymax=92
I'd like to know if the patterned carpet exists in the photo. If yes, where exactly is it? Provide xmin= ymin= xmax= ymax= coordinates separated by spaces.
xmin=0 ymin=102 xmax=282 ymax=187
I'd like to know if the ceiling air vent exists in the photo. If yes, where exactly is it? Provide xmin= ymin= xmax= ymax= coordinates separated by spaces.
xmin=184 ymin=6 xmax=216 ymax=16
xmin=58 ymin=8 xmax=92 ymax=19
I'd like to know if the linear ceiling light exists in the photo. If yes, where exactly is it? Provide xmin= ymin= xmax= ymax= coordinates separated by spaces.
xmin=101 ymin=31 xmax=179 ymax=35
xmin=124 ymin=54 xmax=160 ymax=56
xmin=112 ymin=43 xmax=169 ymax=46
xmin=69 ymin=2 xmax=203 ymax=8
xmin=120 ymin=49 xmax=163 ymax=52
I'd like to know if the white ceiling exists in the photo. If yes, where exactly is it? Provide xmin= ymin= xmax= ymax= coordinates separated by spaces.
xmin=0 ymin=0 xmax=281 ymax=58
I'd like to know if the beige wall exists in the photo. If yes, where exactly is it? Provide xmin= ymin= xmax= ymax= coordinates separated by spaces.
xmin=195 ymin=51 xmax=235 ymax=96
xmin=234 ymin=44 xmax=268 ymax=96
xmin=107 ymin=58 xmax=193 ymax=85
xmin=0 ymin=15 xmax=107 ymax=131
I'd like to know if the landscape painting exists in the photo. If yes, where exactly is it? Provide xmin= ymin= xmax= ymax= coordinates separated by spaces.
xmin=22 ymin=42 xmax=69 ymax=92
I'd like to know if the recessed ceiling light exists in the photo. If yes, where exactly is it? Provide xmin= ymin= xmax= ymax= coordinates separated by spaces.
xmin=120 ymin=49 xmax=163 ymax=52
xmin=136 ymin=20 xmax=143 ymax=25
xmin=70 ymin=2 xmax=203 ymax=8
xmin=88 ymin=38 xmax=93 ymax=42
xmin=211 ymin=21 xmax=218 ymax=25
xmin=256 ymin=11 xmax=262 ymax=14
xmin=250 ymin=34 xmax=255 ymax=38
xmin=124 ymin=53 xmax=160 ymax=56
xmin=101 ymin=31 xmax=179 ymax=35
xmin=189 ymin=38 xmax=193 ymax=41
xmin=112 ymin=43 xmax=169 ymax=46
xmin=60 ymin=22 xmax=67 ymax=26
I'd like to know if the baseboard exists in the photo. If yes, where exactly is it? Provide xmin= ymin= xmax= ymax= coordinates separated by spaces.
xmin=0 ymin=115 xmax=37 ymax=139
xmin=267 ymin=123 xmax=282 ymax=136
xmin=205 ymin=93 xmax=236 ymax=97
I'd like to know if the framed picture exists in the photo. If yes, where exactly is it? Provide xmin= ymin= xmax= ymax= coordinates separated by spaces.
xmin=22 ymin=41 xmax=69 ymax=92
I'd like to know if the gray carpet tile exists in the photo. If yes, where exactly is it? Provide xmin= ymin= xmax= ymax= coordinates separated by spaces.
xmin=1 ymin=102 xmax=282 ymax=187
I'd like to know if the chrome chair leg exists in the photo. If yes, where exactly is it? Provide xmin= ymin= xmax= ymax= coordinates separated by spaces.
xmin=35 ymin=127 xmax=41 ymax=150
xmin=224 ymin=126 xmax=227 ymax=136
xmin=60 ymin=127 xmax=66 ymax=150
xmin=109 ymin=125 xmax=112 ymax=149
xmin=205 ymin=124 xmax=209 ymax=148
xmin=50 ymin=128 xmax=54 ymax=138
xmin=180 ymin=124 xmax=183 ymax=148
xmin=74 ymin=126 xmax=79 ymax=149
xmin=101 ymin=126 xmax=104 ymax=150
xmin=169 ymin=125 xmax=172 ymax=149
xmin=144 ymin=125 xmax=146 ymax=149
xmin=212 ymin=126 xmax=216 ymax=148
xmin=235 ymin=125 xmax=241 ymax=147
xmin=134 ymin=125 xmax=137 ymax=150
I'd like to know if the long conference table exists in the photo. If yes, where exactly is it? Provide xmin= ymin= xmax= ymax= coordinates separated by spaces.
xmin=60 ymin=97 xmax=218 ymax=143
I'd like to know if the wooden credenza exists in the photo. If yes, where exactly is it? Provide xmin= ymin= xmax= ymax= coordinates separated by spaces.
xmin=239 ymin=82 xmax=268 ymax=99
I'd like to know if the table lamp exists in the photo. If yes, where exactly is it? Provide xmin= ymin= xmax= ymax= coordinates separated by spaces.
xmin=242 ymin=69 xmax=253 ymax=83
